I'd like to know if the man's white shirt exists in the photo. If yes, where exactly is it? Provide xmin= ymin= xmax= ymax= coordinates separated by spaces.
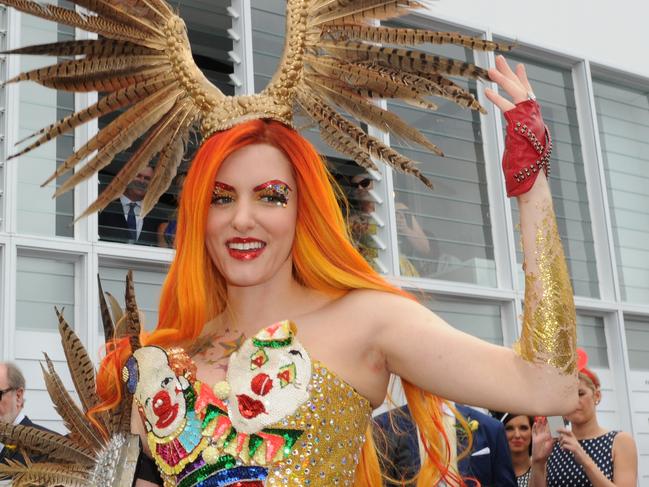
xmin=120 ymin=195 xmax=144 ymax=240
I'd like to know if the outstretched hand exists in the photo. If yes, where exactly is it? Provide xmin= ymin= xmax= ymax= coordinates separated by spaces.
xmin=531 ymin=417 xmax=555 ymax=464
xmin=485 ymin=55 xmax=534 ymax=113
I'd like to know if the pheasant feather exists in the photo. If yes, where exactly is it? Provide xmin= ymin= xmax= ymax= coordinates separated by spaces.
xmin=1 ymin=39 xmax=160 ymax=58
xmin=0 ymin=423 xmax=96 ymax=465
xmin=40 ymin=354 xmax=105 ymax=453
xmin=322 ymin=24 xmax=512 ymax=51
xmin=15 ymin=74 xmax=174 ymax=161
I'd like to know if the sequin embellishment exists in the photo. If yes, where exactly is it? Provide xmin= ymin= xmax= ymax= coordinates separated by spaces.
xmin=127 ymin=322 xmax=372 ymax=486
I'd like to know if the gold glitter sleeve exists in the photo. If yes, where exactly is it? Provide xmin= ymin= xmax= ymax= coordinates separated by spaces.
xmin=513 ymin=203 xmax=577 ymax=375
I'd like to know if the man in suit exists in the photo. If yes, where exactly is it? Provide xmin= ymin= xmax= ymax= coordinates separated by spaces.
xmin=0 ymin=362 xmax=50 ymax=465
xmin=374 ymin=403 xmax=516 ymax=486
xmin=98 ymin=166 xmax=165 ymax=246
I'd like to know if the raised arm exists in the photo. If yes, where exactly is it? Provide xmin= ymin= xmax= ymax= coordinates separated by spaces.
xmin=373 ymin=56 xmax=578 ymax=415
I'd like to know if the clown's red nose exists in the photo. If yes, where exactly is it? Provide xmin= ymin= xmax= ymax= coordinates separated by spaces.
xmin=251 ymin=373 xmax=273 ymax=396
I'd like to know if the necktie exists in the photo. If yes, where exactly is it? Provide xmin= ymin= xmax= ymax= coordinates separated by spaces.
xmin=127 ymin=202 xmax=137 ymax=241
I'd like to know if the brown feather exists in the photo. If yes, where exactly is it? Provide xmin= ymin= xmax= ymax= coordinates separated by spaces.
xmin=108 ymin=270 xmax=142 ymax=435
xmin=0 ymin=458 xmax=89 ymax=487
xmin=46 ymin=86 xmax=180 ymax=192
xmin=55 ymin=309 xmax=106 ymax=430
xmin=121 ymin=270 xmax=142 ymax=352
xmin=0 ymin=0 xmax=161 ymax=47
xmin=311 ymin=0 xmax=424 ymax=26
xmin=97 ymin=276 xmax=115 ymax=341
xmin=35 ymin=64 xmax=170 ymax=93
xmin=307 ymin=74 xmax=443 ymax=155
xmin=1 ymin=39 xmax=160 ymax=58
xmin=307 ymin=55 xmax=438 ymax=110
xmin=78 ymin=99 xmax=190 ymax=219
xmin=5 ymin=55 xmax=168 ymax=86
xmin=14 ymin=73 xmax=175 ymax=161
xmin=297 ymin=88 xmax=432 ymax=188
xmin=40 ymin=354 xmax=105 ymax=453
xmin=321 ymin=40 xmax=490 ymax=79
xmin=321 ymin=24 xmax=513 ymax=51
xmin=105 ymin=292 xmax=125 ymax=330
xmin=0 ymin=423 xmax=96 ymax=465
xmin=66 ymin=0 xmax=164 ymax=34
xmin=141 ymin=113 xmax=193 ymax=216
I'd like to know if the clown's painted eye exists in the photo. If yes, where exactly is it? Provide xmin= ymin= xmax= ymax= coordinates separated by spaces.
xmin=289 ymin=349 xmax=303 ymax=358
xmin=277 ymin=363 xmax=296 ymax=388
xmin=250 ymin=348 xmax=269 ymax=370
xmin=161 ymin=377 xmax=173 ymax=387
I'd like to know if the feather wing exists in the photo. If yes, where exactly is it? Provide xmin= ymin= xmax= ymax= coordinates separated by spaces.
xmin=14 ymin=73 xmax=175 ymax=161
xmin=297 ymin=88 xmax=432 ymax=188
xmin=307 ymin=74 xmax=443 ymax=155
xmin=77 ymin=98 xmax=192 ymax=219
xmin=141 ymin=115 xmax=192 ymax=216
xmin=0 ymin=0 xmax=161 ymax=47
xmin=46 ymin=86 xmax=180 ymax=191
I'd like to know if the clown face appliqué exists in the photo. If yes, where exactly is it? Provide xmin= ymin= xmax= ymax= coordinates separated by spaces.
xmin=125 ymin=346 xmax=190 ymax=438
xmin=227 ymin=321 xmax=311 ymax=434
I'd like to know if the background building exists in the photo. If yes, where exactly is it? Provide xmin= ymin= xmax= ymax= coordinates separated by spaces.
xmin=0 ymin=1 xmax=646 ymax=483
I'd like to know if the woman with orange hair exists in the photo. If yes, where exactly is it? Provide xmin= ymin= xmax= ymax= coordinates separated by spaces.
xmin=110 ymin=56 xmax=581 ymax=487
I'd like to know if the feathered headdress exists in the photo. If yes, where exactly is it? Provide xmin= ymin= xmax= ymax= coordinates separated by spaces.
xmin=0 ymin=272 xmax=142 ymax=486
xmin=0 ymin=0 xmax=509 ymax=218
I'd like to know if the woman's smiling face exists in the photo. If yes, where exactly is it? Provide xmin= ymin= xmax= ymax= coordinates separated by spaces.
xmin=205 ymin=143 xmax=298 ymax=288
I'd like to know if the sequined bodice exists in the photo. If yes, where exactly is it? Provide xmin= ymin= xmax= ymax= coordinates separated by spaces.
xmin=252 ymin=361 xmax=372 ymax=486
xmin=130 ymin=322 xmax=372 ymax=487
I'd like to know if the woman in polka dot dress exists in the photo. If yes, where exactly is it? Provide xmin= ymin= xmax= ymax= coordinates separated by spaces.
xmin=529 ymin=351 xmax=638 ymax=486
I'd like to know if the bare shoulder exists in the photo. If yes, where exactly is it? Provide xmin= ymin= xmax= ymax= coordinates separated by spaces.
xmin=612 ymin=430 xmax=637 ymax=452
xmin=337 ymin=288 xmax=421 ymax=316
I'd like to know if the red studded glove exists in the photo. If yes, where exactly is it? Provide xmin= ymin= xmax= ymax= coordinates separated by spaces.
xmin=502 ymin=99 xmax=553 ymax=197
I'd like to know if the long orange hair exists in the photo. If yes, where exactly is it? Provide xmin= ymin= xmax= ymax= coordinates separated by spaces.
xmin=91 ymin=119 xmax=470 ymax=486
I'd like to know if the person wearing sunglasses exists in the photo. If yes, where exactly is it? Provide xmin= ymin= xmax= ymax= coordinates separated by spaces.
xmin=0 ymin=362 xmax=50 ymax=466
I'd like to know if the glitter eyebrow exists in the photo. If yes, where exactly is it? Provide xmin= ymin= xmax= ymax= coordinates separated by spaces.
xmin=214 ymin=182 xmax=236 ymax=192
xmin=253 ymin=180 xmax=292 ymax=193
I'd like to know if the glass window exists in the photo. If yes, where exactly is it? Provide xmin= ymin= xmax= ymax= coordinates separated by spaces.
xmin=97 ymin=1 xmax=234 ymax=248
xmin=507 ymin=55 xmax=599 ymax=298
xmin=388 ymin=20 xmax=495 ymax=286
xmin=577 ymin=314 xmax=608 ymax=368
xmin=593 ymin=79 xmax=649 ymax=304
xmin=16 ymin=1 xmax=75 ymax=238
xmin=417 ymin=293 xmax=503 ymax=345
xmin=98 ymin=265 xmax=168 ymax=333
xmin=625 ymin=317 xmax=649 ymax=371
xmin=16 ymin=253 xmax=75 ymax=331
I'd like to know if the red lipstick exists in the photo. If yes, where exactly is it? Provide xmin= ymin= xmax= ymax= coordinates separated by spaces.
xmin=226 ymin=237 xmax=266 ymax=261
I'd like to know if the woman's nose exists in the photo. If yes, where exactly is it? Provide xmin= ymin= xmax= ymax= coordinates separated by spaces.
xmin=231 ymin=200 xmax=256 ymax=232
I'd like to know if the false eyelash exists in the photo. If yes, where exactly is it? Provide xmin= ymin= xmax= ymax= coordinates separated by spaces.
xmin=256 ymin=186 xmax=290 ymax=207
xmin=211 ymin=187 xmax=235 ymax=205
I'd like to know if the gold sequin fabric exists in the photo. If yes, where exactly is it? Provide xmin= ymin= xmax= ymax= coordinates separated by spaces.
xmin=257 ymin=360 xmax=371 ymax=486
xmin=514 ymin=205 xmax=577 ymax=374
